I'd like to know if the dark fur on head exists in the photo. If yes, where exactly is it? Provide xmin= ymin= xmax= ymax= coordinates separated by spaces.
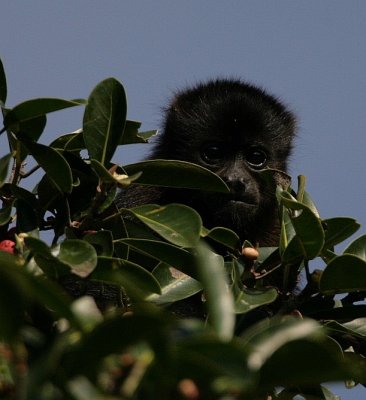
xmin=120 ymin=79 xmax=296 ymax=246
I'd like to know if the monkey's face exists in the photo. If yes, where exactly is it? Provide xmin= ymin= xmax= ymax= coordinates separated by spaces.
xmin=154 ymin=79 xmax=296 ymax=243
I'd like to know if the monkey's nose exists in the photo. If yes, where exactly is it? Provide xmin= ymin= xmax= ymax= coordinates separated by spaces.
xmin=225 ymin=177 xmax=257 ymax=205
xmin=225 ymin=176 xmax=247 ymax=193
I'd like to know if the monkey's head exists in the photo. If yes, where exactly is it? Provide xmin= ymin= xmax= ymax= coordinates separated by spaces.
xmin=151 ymin=79 xmax=296 ymax=245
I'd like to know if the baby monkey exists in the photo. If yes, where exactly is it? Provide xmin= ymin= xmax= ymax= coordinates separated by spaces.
xmin=119 ymin=79 xmax=296 ymax=247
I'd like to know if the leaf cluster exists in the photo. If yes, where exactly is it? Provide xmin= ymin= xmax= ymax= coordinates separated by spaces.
xmin=0 ymin=57 xmax=366 ymax=400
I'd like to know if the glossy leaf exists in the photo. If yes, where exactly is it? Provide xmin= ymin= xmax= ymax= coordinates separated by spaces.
xmin=201 ymin=226 xmax=240 ymax=250
xmin=194 ymin=242 xmax=235 ymax=341
xmin=57 ymin=240 xmax=98 ymax=278
xmin=123 ymin=160 xmax=230 ymax=192
xmin=130 ymin=203 xmax=202 ymax=248
xmin=89 ymin=158 xmax=142 ymax=185
xmin=343 ymin=234 xmax=366 ymax=260
xmin=0 ymin=152 xmax=12 ymax=185
xmin=0 ymin=57 xmax=6 ymax=105
xmin=50 ymin=130 xmax=85 ymax=151
xmin=234 ymin=287 xmax=278 ymax=314
xmin=243 ymin=318 xmax=323 ymax=371
xmin=259 ymin=337 xmax=346 ymax=387
xmin=4 ymin=98 xmax=85 ymax=130
xmin=148 ymin=263 xmax=202 ymax=304
xmin=120 ymin=238 xmax=197 ymax=278
xmin=24 ymin=237 xmax=71 ymax=278
xmin=91 ymin=256 xmax=161 ymax=296
xmin=21 ymin=140 xmax=73 ymax=193
xmin=280 ymin=191 xmax=324 ymax=260
xmin=320 ymin=254 xmax=366 ymax=294
xmin=323 ymin=217 xmax=360 ymax=248
xmin=118 ymin=119 xmax=157 ymax=144
xmin=83 ymin=78 xmax=127 ymax=165
xmin=326 ymin=318 xmax=366 ymax=338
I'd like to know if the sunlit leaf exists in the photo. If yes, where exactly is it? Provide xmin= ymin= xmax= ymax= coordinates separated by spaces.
xmin=129 ymin=203 xmax=202 ymax=248
xmin=234 ymin=287 xmax=278 ymax=314
xmin=89 ymin=159 xmax=142 ymax=186
xmin=194 ymin=242 xmax=235 ymax=341
xmin=58 ymin=239 xmax=98 ymax=278
xmin=148 ymin=263 xmax=202 ymax=304
xmin=280 ymin=191 xmax=324 ymax=260
xmin=83 ymin=78 xmax=126 ymax=165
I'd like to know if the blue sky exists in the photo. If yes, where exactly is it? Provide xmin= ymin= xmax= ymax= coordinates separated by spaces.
xmin=1 ymin=2 xmax=365 ymax=398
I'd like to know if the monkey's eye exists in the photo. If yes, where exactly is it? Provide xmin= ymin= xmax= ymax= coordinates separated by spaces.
xmin=245 ymin=147 xmax=267 ymax=169
xmin=200 ymin=143 xmax=225 ymax=164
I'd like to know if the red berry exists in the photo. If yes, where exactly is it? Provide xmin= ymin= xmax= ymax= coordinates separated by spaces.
xmin=0 ymin=240 xmax=15 ymax=254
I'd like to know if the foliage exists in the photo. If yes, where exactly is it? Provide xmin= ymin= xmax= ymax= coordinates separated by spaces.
xmin=0 ymin=57 xmax=366 ymax=400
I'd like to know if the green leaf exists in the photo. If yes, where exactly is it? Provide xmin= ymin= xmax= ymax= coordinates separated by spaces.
xmin=280 ymin=191 xmax=324 ymax=260
xmin=58 ymin=239 xmax=98 ymax=278
xmin=123 ymin=160 xmax=230 ymax=192
xmin=24 ymin=237 xmax=71 ymax=278
xmin=243 ymin=318 xmax=324 ymax=372
xmin=234 ymin=287 xmax=278 ymax=314
xmin=89 ymin=158 xmax=142 ymax=185
xmin=201 ymin=226 xmax=240 ymax=250
xmin=148 ymin=263 xmax=202 ymax=304
xmin=50 ymin=130 xmax=85 ymax=151
xmin=120 ymin=120 xmax=141 ymax=143
xmin=129 ymin=204 xmax=202 ymax=248
xmin=120 ymin=238 xmax=197 ymax=278
xmin=91 ymin=256 xmax=161 ymax=297
xmin=83 ymin=78 xmax=127 ymax=165
xmin=4 ymin=98 xmax=85 ymax=130
xmin=320 ymin=254 xmax=366 ymax=294
xmin=21 ymin=140 xmax=73 ymax=193
xmin=0 ymin=153 xmax=12 ymax=185
xmin=0 ymin=57 xmax=7 ymax=105
xmin=194 ymin=242 xmax=235 ymax=341
xmin=323 ymin=217 xmax=360 ymax=248
xmin=343 ymin=234 xmax=366 ymax=260
xmin=259 ymin=336 xmax=346 ymax=388
xmin=326 ymin=318 xmax=366 ymax=338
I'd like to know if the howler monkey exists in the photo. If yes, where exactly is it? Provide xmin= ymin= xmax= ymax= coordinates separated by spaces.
xmin=118 ymin=79 xmax=296 ymax=247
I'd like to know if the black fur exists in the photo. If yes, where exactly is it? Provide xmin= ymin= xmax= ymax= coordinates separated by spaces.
xmin=118 ymin=79 xmax=296 ymax=246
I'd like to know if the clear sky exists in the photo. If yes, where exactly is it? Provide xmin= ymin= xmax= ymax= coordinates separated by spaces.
xmin=1 ymin=2 xmax=365 ymax=398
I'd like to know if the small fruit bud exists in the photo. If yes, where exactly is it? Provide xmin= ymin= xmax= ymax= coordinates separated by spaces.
xmin=241 ymin=246 xmax=259 ymax=260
